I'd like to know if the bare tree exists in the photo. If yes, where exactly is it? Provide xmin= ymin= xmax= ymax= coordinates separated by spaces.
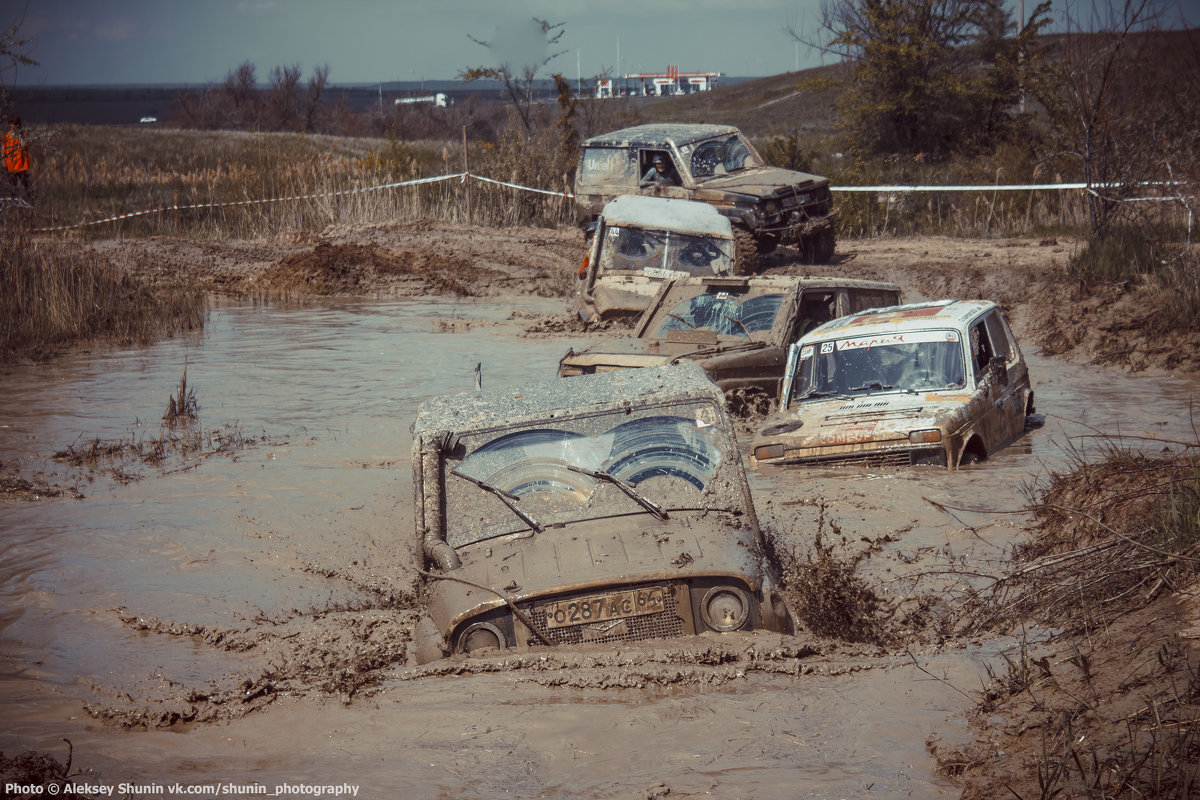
xmin=460 ymin=17 xmax=567 ymax=134
xmin=266 ymin=64 xmax=303 ymax=131
xmin=1 ymin=11 xmax=38 ymax=116
xmin=302 ymin=64 xmax=329 ymax=133
xmin=1036 ymin=0 xmax=1198 ymax=239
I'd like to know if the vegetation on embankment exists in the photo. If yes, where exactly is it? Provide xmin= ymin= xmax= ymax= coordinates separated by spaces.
xmin=936 ymin=442 xmax=1200 ymax=799
xmin=0 ymin=219 xmax=205 ymax=363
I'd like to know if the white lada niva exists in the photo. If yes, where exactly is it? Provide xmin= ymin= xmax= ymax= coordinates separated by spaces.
xmin=750 ymin=299 xmax=1035 ymax=470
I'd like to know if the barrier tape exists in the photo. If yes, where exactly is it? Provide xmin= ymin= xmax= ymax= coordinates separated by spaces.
xmin=33 ymin=173 xmax=466 ymax=233
xmin=27 ymin=173 xmax=1187 ymax=234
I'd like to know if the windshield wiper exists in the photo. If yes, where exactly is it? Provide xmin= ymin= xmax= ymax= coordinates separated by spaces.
xmin=451 ymin=469 xmax=544 ymax=534
xmin=798 ymin=389 xmax=840 ymax=399
xmin=848 ymin=382 xmax=920 ymax=395
xmin=722 ymin=313 xmax=757 ymax=340
xmin=665 ymin=313 xmax=695 ymax=329
xmin=566 ymin=465 xmax=669 ymax=520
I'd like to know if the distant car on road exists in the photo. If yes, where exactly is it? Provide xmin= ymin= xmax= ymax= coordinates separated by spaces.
xmin=575 ymin=195 xmax=736 ymax=322
xmin=409 ymin=363 xmax=794 ymax=663
xmin=750 ymin=299 xmax=1035 ymax=469
xmin=574 ymin=123 xmax=836 ymax=273
xmin=560 ymin=274 xmax=901 ymax=412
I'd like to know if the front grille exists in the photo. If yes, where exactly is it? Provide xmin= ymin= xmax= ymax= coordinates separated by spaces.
xmin=793 ymin=450 xmax=914 ymax=469
xmin=524 ymin=588 xmax=684 ymax=646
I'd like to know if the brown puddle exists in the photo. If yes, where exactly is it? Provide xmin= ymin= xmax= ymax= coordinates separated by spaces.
xmin=1 ymin=297 xmax=1198 ymax=798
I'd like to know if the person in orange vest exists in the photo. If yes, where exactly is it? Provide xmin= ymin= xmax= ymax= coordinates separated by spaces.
xmin=4 ymin=116 xmax=33 ymax=199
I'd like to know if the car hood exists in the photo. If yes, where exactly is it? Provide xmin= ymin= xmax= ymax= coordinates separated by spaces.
xmin=755 ymin=391 xmax=973 ymax=447
xmin=563 ymin=337 xmax=767 ymax=367
xmin=698 ymin=167 xmax=826 ymax=198
xmin=426 ymin=511 xmax=764 ymax=632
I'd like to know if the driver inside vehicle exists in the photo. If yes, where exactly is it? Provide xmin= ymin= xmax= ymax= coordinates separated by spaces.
xmin=640 ymin=153 xmax=679 ymax=187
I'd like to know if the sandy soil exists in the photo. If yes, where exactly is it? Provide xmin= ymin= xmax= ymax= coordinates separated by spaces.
xmin=8 ymin=222 xmax=1198 ymax=797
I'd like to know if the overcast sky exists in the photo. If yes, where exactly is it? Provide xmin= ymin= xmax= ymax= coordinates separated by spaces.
xmin=7 ymin=0 xmax=1198 ymax=87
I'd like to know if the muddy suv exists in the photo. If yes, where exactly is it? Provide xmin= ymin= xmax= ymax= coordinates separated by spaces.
xmin=410 ymin=362 xmax=793 ymax=662
xmin=560 ymin=275 xmax=902 ymax=413
xmin=574 ymin=123 xmax=835 ymax=272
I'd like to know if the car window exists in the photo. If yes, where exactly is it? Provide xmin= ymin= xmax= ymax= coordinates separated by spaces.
xmin=687 ymin=134 xmax=762 ymax=180
xmin=444 ymin=408 xmax=727 ymax=547
xmin=969 ymin=321 xmax=994 ymax=382
xmin=597 ymin=227 xmax=733 ymax=276
xmin=847 ymin=289 xmax=901 ymax=314
xmin=652 ymin=292 xmax=784 ymax=338
xmin=984 ymin=312 xmax=1013 ymax=363
xmin=798 ymin=291 xmax=837 ymax=338
xmin=791 ymin=330 xmax=966 ymax=402
xmin=581 ymin=147 xmax=636 ymax=184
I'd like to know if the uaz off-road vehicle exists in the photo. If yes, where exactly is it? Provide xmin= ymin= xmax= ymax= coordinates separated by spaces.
xmin=409 ymin=363 xmax=793 ymax=662
xmin=574 ymin=123 xmax=835 ymax=273
xmin=574 ymin=195 xmax=736 ymax=322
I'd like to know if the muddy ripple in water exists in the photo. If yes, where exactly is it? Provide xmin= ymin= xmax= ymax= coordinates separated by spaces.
xmin=0 ymin=299 xmax=1197 ymax=799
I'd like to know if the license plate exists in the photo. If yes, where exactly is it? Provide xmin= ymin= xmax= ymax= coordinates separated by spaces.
xmin=541 ymin=586 xmax=666 ymax=630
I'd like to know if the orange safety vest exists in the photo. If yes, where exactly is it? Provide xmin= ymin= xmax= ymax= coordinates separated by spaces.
xmin=3 ymin=130 xmax=29 ymax=173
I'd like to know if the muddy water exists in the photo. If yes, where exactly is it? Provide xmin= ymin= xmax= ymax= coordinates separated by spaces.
xmin=1 ymin=298 xmax=1197 ymax=799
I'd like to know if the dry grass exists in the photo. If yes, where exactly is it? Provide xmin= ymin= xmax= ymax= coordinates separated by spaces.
xmin=955 ymin=439 xmax=1200 ymax=638
xmin=0 ymin=218 xmax=206 ymax=362
xmin=30 ymin=122 xmax=576 ymax=239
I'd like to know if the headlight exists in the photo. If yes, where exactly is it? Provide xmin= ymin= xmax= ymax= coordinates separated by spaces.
xmin=457 ymin=622 xmax=506 ymax=654
xmin=909 ymin=429 xmax=943 ymax=444
xmin=754 ymin=443 xmax=786 ymax=461
xmin=701 ymin=586 xmax=750 ymax=632
xmin=764 ymin=199 xmax=779 ymax=216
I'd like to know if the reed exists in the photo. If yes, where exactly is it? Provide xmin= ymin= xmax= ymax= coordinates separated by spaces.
xmin=0 ymin=218 xmax=206 ymax=361
xmin=31 ymin=122 xmax=1187 ymax=242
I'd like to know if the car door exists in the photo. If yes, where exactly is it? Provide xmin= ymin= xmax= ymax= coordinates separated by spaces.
xmin=968 ymin=312 xmax=1022 ymax=456
xmin=985 ymin=311 xmax=1029 ymax=445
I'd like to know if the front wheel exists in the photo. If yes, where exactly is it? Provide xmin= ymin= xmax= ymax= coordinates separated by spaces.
xmin=802 ymin=227 xmax=836 ymax=264
xmin=733 ymin=228 xmax=760 ymax=275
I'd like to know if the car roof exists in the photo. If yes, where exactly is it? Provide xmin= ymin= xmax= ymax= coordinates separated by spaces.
xmin=600 ymin=195 xmax=733 ymax=238
xmin=651 ymin=274 xmax=901 ymax=296
xmin=413 ymin=362 xmax=724 ymax=439
xmin=799 ymin=299 xmax=998 ymax=342
xmin=581 ymin=123 xmax=741 ymax=149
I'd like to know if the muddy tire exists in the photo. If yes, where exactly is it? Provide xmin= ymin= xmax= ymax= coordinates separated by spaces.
xmin=733 ymin=227 xmax=760 ymax=275
xmin=725 ymin=387 xmax=773 ymax=418
xmin=802 ymin=227 xmax=836 ymax=264
xmin=756 ymin=233 xmax=779 ymax=254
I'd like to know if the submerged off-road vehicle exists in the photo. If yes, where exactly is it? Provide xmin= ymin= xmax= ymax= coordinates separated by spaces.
xmin=410 ymin=363 xmax=793 ymax=662
xmin=574 ymin=123 xmax=836 ymax=273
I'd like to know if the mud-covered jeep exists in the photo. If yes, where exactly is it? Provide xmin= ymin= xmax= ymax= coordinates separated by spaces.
xmin=410 ymin=362 xmax=793 ymax=662
xmin=575 ymin=195 xmax=736 ymax=321
xmin=574 ymin=123 xmax=836 ymax=273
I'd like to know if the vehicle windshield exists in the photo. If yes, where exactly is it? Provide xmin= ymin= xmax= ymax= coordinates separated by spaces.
xmin=686 ymin=134 xmax=763 ymax=180
xmin=648 ymin=290 xmax=785 ymax=340
xmin=444 ymin=401 xmax=730 ymax=547
xmin=598 ymin=225 xmax=733 ymax=276
xmin=790 ymin=329 xmax=967 ymax=403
